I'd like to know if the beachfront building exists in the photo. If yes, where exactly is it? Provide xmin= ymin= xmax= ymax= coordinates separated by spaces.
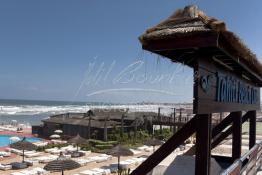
xmin=33 ymin=109 xmax=158 ymax=141
xmin=32 ymin=108 xmax=195 ymax=141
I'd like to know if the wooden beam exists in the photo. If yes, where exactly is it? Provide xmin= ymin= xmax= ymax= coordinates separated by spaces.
xmin=212 ymin=112 xmax=250 ymax=149
xmin=158 ymin=108 xmax=162 ymax=134
xmin=212 ymin=128 xmax=232 ymax=150
xmin=178 ymin=108 xmax=182 ymax=130
xmin=142 ymin=32 xmax=218 ymax=51
xmin=185 ymin=112 xmax=250 ymax=156
xmin=232 ymin=111 xmax=242 ymax=161
xmin=212 ymin=112 xmax=233 ymax=137
xmin=249 ymin=110 xmax=256 ymax=149
xmin=130 ymin=115 xmax=197 ymax=175
xmin=195 ymin=114 xmax=212 ymax=175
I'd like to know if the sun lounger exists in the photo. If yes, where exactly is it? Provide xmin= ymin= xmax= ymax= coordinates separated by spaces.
xmin=130 ymin=149 xmax=142 ymax=155
xmin=108 ymin=165 xmax=118 ymax=173
xmin=90 ymin=156 xmax=109 ymax=163
xmin=51 ymin=139 xmax=67 ymax=144
xmin=36 ymin=155 xmax=58 ymax=163
xmin=80 ymin=170 xmax=98 ymax=175
xmin=10 ymin=149 xmax=36 ymax=156
xmin=19 ymin=170 xmax=32 ymax=175
xmin=78 ymin=150 xmax=91 ymax=156
xmin=145 ymin=147 xmax=153 ymax=152
xmin=99 ymin=154 xmax=112 ymax=159
xmin=50 ymin=149 xmax=63 ymax=154
xmin=25 ymin=152 xmax=41 ymax=158
xmin=0 ymin=151 xmax=11 ymax=157
xmin=93 ymin=168 xmax=111 ymax=175
xmin=132 ymin=157 xmax=147 ymax=164
xmin=119 ymin=161 xmax=131 ymax=169
xmin=124 ymin=159 xmax=138 ymax=165
xmin=45 ymin=147 xmax=58 ymax=153
xmin=137 ymin=145 xmax=152 ymax=151
xmin=32 ymin=167 xmax=49 ymax=174
xmin=0 ymin=163 xmax=12 ymax=170
xmin=75 ymin=158 xmax=94 ymax=166
xmin=33 ymin=141 xmax=48 ymax=147
xmin=10 ymin=172 xmax=26 ymax=175
xmin=92 ymin=168 xmax=105 ymax=174
xmin=10 ymin=148 xmax=23 ymax=155
xmin=13 ymin=167 xmax=48 ymax=175
xmin=61 ymin=145 xmax=77 ymax=152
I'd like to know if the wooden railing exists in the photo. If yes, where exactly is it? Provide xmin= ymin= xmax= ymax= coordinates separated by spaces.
xmin=221 ymin=141 xmax=262 ymax=175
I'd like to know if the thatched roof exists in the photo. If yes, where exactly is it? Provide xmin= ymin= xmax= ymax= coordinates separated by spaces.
xmin=139 ymin=5 xmax=262 ymax=82
xmin=10 ymin=137 xmax=37 ymax=151
xmin=90 ymin=108 xmax=128 ymax=119
xmin=44 ymin=155 xmax=80 ymax=172
xmin=106 ymin=145 xmax=134 ymax=157
xmin=68 ymin=134 xmax=88 ymax=145
xmin=43 ymin=117 xmax=120 ymax=128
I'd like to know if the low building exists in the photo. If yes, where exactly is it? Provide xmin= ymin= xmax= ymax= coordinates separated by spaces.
xmin=32 ymin=108 xmax=191 ymax=141
xmin=33 ymin=109 xmax=156 ymax=140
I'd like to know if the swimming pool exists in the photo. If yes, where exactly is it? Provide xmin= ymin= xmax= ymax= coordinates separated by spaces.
xmin=0 ymin=135 xmax=41 ymax=147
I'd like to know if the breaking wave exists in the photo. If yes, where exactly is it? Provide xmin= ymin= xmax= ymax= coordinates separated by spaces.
xmin=0 ymin=104 xmax=176 ymax=116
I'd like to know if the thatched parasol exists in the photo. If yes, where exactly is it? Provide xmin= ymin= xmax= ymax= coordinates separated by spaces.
xmin=44 ymin=153 xmax=80 ymax=175
xmin=68 ymin=134 xmax=88 ymax=151
xmin=145 ymin=138 xmax=164 ymax=151
xmin=139 ymin=5 xmax=262 ymax=79
xmin=10 ymin=137 xmax=37 ymax=162
xmin=106 ymin=145 xmax=133 ymax=174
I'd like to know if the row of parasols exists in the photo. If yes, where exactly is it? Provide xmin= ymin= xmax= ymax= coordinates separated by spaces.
xmin=10 ymin=133 xmax=164 ymax=175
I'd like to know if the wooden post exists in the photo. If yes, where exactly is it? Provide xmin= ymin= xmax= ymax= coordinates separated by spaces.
xmin=88 ymin=116 xmax=91 ymax=139
xmin=134 ymin=117 xmax=138 ymax=140
xmin=158 ymin=108 xmax=163 ymax=134
xmin=249 ymin=110 xmax=256 ymax=149
xmin=195 ymin=114 xmax=211 ymax=175
xmin=220 ymin=112 xmax=223 ymax=122
xmin=178 ymin=108 xmax=183 ymax=130
xmin=232 ymin=111 xmax=242 ymax=161
xmin=104 ymin=117 xmax=108 ymax=142
xmin=120 ymin=115 xmax=124 ymax=138
xmin=173 ymin=108 xmax=176 ymax=134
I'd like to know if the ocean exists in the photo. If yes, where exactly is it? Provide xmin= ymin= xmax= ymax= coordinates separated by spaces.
xmin=0 ymin=99 xmax=178 ymax=126
xmin=0 ymin=99 xmax=92 ymax=125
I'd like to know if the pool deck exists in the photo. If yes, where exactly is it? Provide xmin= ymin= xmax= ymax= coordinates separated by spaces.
xmin=0 ymin=128 xmax=34 ymax=138
xmin=0 ymin=128 xmax=41 ymax=149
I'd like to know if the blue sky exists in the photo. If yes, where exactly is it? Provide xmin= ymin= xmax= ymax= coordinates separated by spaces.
xmin=0 ymin=0 xmax=261 ymax=103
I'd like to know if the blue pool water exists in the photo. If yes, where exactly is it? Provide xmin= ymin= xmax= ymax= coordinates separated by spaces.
xmin=0 ymin=135 xmax=41 ymax=147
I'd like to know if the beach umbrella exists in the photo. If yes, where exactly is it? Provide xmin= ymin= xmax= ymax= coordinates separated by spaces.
xmin=68 ymin=134 xmax=88 ymax=151
xmin=10 ymin=137 xmax=37 ymax=162
xmin=50 ymin=134 xmax=60 ymax=139
xmin=10 ymin=136 xmax=21 ymax=142
xmin=44 ymin=153 xmax=81 ymax=175
xmin=145 ymin=138 xmax=164 ymax=152
xmin=54 ymin=130 xmax=63 ymax=134
xmin=106 ymin=145 xmax=133 ymax=174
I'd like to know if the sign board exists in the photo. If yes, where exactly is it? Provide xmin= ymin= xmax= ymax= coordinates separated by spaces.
xmin=193 ymin=56 xmax=260 ymax=114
